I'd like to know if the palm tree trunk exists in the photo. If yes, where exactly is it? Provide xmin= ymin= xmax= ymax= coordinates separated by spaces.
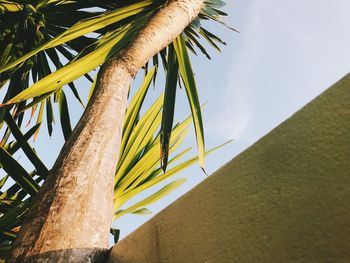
xmin=9 ymin=0 xmax=203 ymax=262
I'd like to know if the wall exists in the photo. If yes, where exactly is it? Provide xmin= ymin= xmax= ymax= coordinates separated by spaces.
xmin=109 ymin=74 xmax=350 ymax=263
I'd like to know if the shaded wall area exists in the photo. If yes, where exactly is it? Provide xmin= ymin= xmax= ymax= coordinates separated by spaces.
xmin=109 ymin=74 xmax=350 ymax=263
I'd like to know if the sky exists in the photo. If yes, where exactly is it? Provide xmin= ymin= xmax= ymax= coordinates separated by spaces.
xmin=2 ymin=0 xmax=350 ymax=243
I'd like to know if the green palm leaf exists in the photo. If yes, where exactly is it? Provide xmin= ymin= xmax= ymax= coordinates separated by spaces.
xmin=114 ymin=179 xmax=187 ymax=219
xmin=0 ymin=0 xmax=232 ymax=258
xmin=173 ymin=34 xmax=205 ymax=169
xmin=3 ymin=112 xmax=48 ymax=176
xmin=0 ymin=147 xmax=39 ymax=196
xmin=0 ymin=1 xmax=23 ymax=14
xmin=0 ymin=0 xmax=154 ymax=74
xmin=160 ymin=44 xmax=178 ymax=172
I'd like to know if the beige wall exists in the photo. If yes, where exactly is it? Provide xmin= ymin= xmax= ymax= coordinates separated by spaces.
xmin=109 ymin=74 xmax=350 ymax=263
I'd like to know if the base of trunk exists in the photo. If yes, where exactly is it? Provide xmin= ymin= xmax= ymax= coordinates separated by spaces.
xmin=11 ymin=247 xmax=111 ymax=263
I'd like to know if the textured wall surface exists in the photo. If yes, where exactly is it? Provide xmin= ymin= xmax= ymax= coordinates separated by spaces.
xmin=109 ymin=74 xmax=350 ymax=263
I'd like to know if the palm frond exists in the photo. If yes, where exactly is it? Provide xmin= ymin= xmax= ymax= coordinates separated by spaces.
xmin=0 ymin=2 xmax=232 ymax=257
xmin=0 ymin=75 xmax=231 ymax=259
xmin=0 ymin=0 xmax=163 ymax=138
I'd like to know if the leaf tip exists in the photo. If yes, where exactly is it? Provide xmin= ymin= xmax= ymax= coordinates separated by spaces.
xmin=201 ymin=167 xmax=208 ymax=176
xmin=160 ymin=141 xmax=170 ymax=173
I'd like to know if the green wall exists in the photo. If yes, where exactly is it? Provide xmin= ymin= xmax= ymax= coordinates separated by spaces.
xmin=109 ymin=74 xmax=350 ymax=263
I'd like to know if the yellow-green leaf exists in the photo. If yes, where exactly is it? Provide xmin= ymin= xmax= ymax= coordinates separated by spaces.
xmin=114 ymin=179 xmax=186 ymax=219
xmin=173 ymin=34 xmax=205 ymax=169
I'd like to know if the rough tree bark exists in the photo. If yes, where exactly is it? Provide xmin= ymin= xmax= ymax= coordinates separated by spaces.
xmin=9 ymin=0 xmax=204 ymax=262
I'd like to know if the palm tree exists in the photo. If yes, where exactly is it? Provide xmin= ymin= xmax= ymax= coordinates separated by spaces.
xmin=0 ymin=0 xmax=230 ymax=261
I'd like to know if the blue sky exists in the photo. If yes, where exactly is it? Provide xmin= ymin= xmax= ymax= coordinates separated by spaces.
xmin=1 ymin=0 xmax=350 ymax=242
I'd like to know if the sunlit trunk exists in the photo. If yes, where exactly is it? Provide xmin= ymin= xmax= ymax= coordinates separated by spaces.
xmin=9 ymin=0 xmax=203 ymax=262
